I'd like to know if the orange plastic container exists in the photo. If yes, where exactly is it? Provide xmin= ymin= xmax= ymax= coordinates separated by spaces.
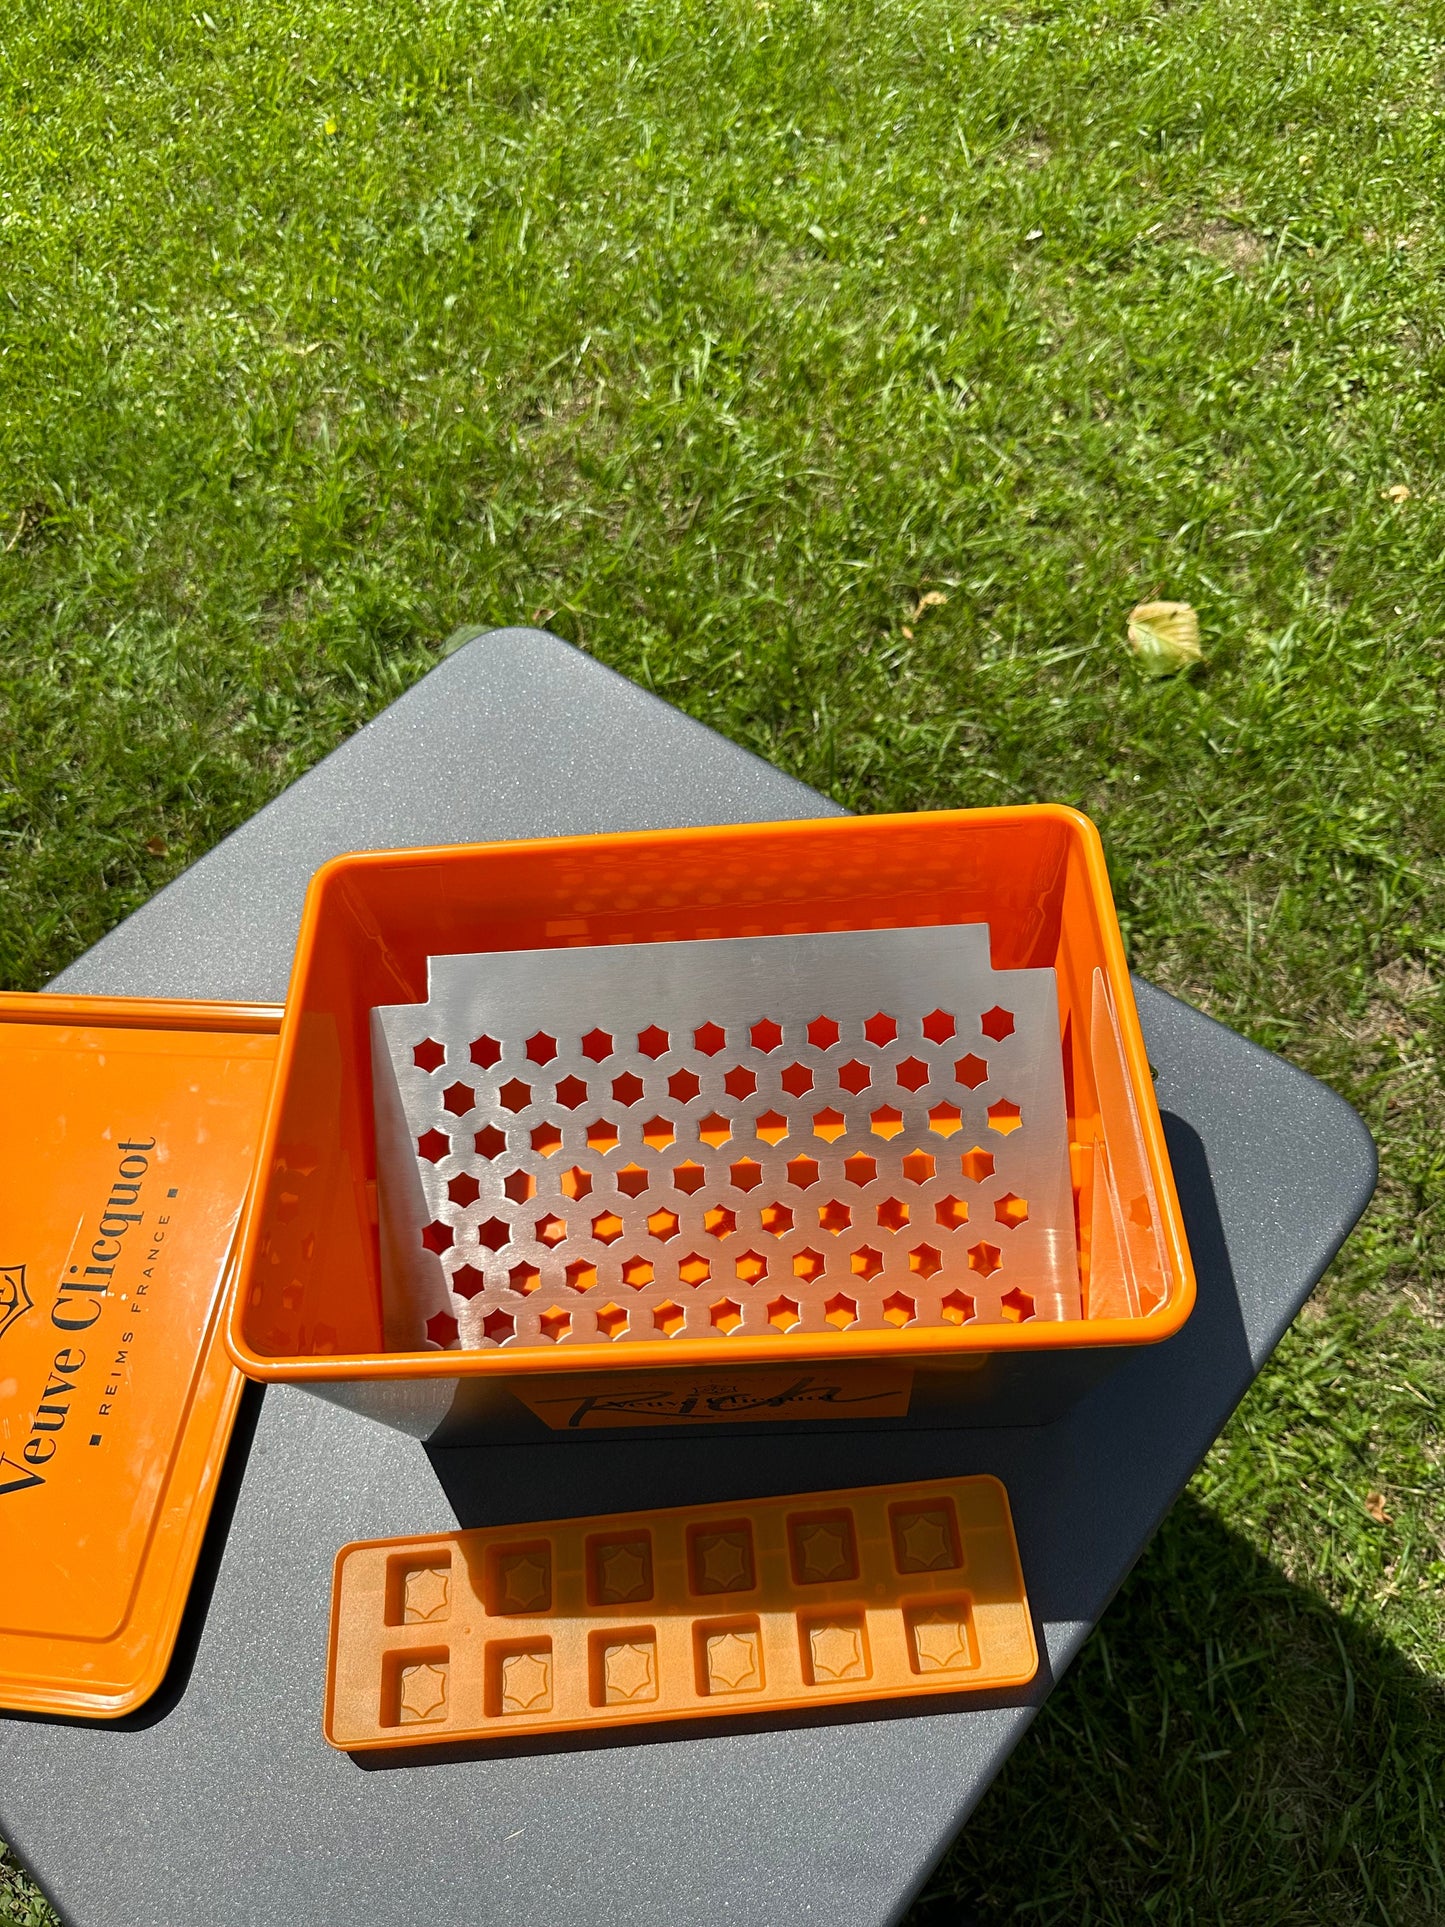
xmin=0 ymin=991 xmax=280 ymax=1716
xmin=324 ymin=1474 xmax=1036 ymax=1749
xmin=227 ymin=809 xmax=1194 ymax=1440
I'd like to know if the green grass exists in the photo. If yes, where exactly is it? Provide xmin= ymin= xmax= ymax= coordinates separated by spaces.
xmin=2 ymin=0 xmax=1444 ymax=1916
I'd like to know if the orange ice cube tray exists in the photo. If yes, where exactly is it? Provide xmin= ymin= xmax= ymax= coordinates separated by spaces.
xmin=324 ymin=1474 xmax=1036 ymax=1750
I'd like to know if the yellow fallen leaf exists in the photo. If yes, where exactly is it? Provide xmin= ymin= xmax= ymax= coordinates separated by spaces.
xmin=1383 ymin=483 xmax=1411 ymax=504
xmin=1366 ymin=1491 xmax=1390 ymax=1523
xmin=911 ymin=590 xmax=949 ymax=620
xmin=1126 ymin=600 xmax=1202 ymax=678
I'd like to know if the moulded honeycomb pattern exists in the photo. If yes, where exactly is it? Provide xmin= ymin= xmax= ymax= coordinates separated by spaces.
xmin=370 ymin=924 xmax=1080 ymax=1353
xmin=324 ymin=1474 xmax=1037 ymax=1749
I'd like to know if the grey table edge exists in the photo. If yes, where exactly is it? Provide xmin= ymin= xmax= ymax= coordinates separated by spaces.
xmin=1 ymin=627 xmax=1376 ymax=1927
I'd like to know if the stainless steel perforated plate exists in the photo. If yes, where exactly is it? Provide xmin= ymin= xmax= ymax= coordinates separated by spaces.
xmin=371 ymin=925 xmax=1080 ymax=1352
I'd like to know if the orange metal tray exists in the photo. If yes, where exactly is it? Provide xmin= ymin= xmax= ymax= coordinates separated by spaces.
xmin=324 ymin=1474 xmax=1037 ymax=1749
xmin=0 ymin=992 xmax=280 ymax=1717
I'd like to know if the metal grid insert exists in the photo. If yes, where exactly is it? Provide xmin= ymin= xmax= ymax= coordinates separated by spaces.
xmin=371 ymin=925 xmax=1079 ymax=1351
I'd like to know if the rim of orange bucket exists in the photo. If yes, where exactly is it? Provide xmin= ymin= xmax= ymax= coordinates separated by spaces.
xmin=224 ymin=806 xmax=1196 ymax=1382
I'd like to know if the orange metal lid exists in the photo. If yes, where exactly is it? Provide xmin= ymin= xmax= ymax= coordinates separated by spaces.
xmin=0 ymin=992 xmax=280 ymax=1717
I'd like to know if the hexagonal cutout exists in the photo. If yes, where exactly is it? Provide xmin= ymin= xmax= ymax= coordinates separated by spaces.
xmin=806 ymin=1015 xmax=841 ymax=1049
xmin=940 ymin=1289 xmax=975 ymax=1324
xmin=555 ymin=1074 xmax=589 ymax=1110
xmin=496 ymin=1079 xmax=530 ymax=1114
xmin=668 ymin=1068 xmax=702 ymax=1103
xmin=443 ymin=1082 xmax=479 ymax=1117
xmin=502 ymin=1170 xmax=535 ymax=1205
xmin=818 ymin=1198 xmax=852 ymax=1234
xmin=863 ymin=1013 xmax=898 ymax=1048
xmin=792 ymin=1249 xmax=825 ymax=1283
xmin=417 ymin=1128 xmax=450 ymax=1163
xmin=535 ymin=1213 xmax=567 ymax=1248
xmin=987 ymin=1099 xmax=1022 ymax=1136
xmin=876 ymin=1197 xmax=910 ymax=1232
xmin=921 ymin=1009 xmax=956 ymax=1044
xmin=616 ymin=1162 xmax=649 ymax=1198
xmin=735 ymin=1250 xmax=769 ymax=1284
xmin=760 ymin=1202 xmax=794 ymax=1236
xmin=564 ymin=1260 xmax=597 ymax=1293
xmin=482 ymin=1308 xmax=516 ymax=1344
xmin=485 ymin=1639 xmax=553 ymax=1717
xmin=687 ymin=1521 xmax=757 ymax=1596
xmin=638 ymin=1024 xmax=670 ymax=1059
xmin=980 ymin=1005 xmax=1015 ymax=1042
xmin=451 ymin=1263 xmax=487 ymax=1300
xmin=960 ymin=1145 xmax=995 ymax=1183
xmin=767 ymin=1295 xmax=801 ymax=1331
xmin=642 ymin=1115 xmax=675 ymax=1150
xmin=928 ymin=1103 xmax=963 ymax=1137
xmin=780 ymin=1062 xmax=814 ymax=1098
xmin=870 ymin=1107 xmax=904 ymax=1139
xmin=474 ymin=1124 xmax=506 ymax=1160
xmin=448 ymin=1172 xmax=481 ymax=1208
xmin=621 ymin=1255 xmax=655 ymax=1290
xmin=788 ymin=1509 xmax=860 ymax=1585
xmin=994 ymin=1192 xmax=1029 ymax=1228
xmin=425 ymin=1311 xmax=458 ymax=1348
xmin=469 ymin=1035 xmax=502 ymax=1069
xmin=509 ymin=1261 xmax=542 ymax=1295
xmin=611 ymin=1071 xmax=645 ymax=1106
xmin=525 ymin=1031 xmax=557 ymax=1066
xmin=811 ymin=1107 xmax=847 ymax=1143
xmin=591 ymin=1210 xmax=624 ymax=1245
xmin=837 ymin=1059 xmax=871 ymax=1096
xmin=538 ymin=1307 xmax=571 ymax=1342
xmin=824 ymin=1293 xmax=858 ymax=1330
xmin=787 ymin=1155 xmax=821 ymax=1188
xmin=647 ymin=1208 xmax=680 ymax=1241
xmin=844 ymin=1152 xmax=877 ymax=1187
xmin=954 ymin=1053 xmax=988 ymax=1090
xmin=385 ymin=1550 xmax=452 ymax=1626
xmin=731 ymin=1157 xmax=763 ymax=1191
xmin=529 ymin=1122 xmax=563 ymax=1158
xmin=968 ymin=1240 xmax=1002 ymax=1277
xmin=587 ymin=1533 xmax=653 ymax=1606
xmin=882 ymin=1291 xmax=916 ymax=1327
xmin=670 ymin=1159 xmax=706 ymax=1196
xmin=698 ymin=1112 xmax=732 ymax=1148
xmin=999 ymin=1286 xmax=1035 ymax=1322
xmin=694 ymin=1021 xmax=727 ymax=1056
xmin=750 ymin=1018 xmax=783 ymax=1053
xmin=413 ymin=1038 xmax=445 ymax=1073
xmin=709 ymin=1296 xmax=743 ymax=1333
xmin=895 ymin=1056 xmax=930 ymax=1093
xmin=421 ymin=1221 xmax=454 ymax=1255
xmin=901 ymin=1149 xmax=936 ymax=1184
xmin=678 ymin=1252 xmax=712 ymax=1286
xmin=653 ymin=1299 xmax=686 ymax=1335
xmin=594 ymin=1301 xmax=629 ymax=1340
xmin=693 ymin=1616 xmax=765 ymax=1695
xmin=754 ymin=1109 xmax=789 ymax=1146
xmin=909 ymin=1244 xmax=942 ymax=1278
xmin=850 ymin=1246 xmax=884 ymax=1281
xmin=935 ymin=1195 xmax=969 ymax=1229
xmin=585 ymin=1119 xmax=620 ymax=1155
xmin=703 ymin=1205 xmax=737 ymax=1238
xmin=580 ymin=1028 xmax=614 ymax=1062
xmin=723 ymin=1066 xmax=757 ymax=1101
xmin=890 ymin=1501 xmax=962 ymax=1574
xmin=560 ymin=1165 xmax=593 ymax=1201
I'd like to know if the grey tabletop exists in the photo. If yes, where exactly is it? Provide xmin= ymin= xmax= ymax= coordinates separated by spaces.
xmin=3 ymin=628 xmax=1375 ymax=1927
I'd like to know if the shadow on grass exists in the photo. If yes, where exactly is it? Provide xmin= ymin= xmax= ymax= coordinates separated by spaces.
xmin=904 ymin=1492 xmax=1445 ymax=1927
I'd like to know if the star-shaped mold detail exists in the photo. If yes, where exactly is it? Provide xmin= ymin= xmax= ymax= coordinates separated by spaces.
xmin=797 ymin=1522 xmax=850 ymax=1581
xmin=699 ymin=1534 xmax=750 ymax=1592
xmin=911 ymin=1612 xmax=973 ymax=1672
xmin=398 ymin=1661 xmax=448 ymax=1723
xmin=500 ymin=1650 xmax=552 ymax=1714
xmin=403 ymin=1566 xmax=450 ymax=1623
xmin=499 ymin=1553 xmax=550 ymax=1613
xmin=897 ymin=1512 xmax=954 ymax=1572
xmin=809 ymin=1622 xmax=866 ymax=1681
xmin=603 ymin=1640 xmax=657 ymax=1702
xmin=598 ymin=1541 xmax=650 ymax=1602
xmin=707 ymin=1630 xmax=761 ymax=1692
